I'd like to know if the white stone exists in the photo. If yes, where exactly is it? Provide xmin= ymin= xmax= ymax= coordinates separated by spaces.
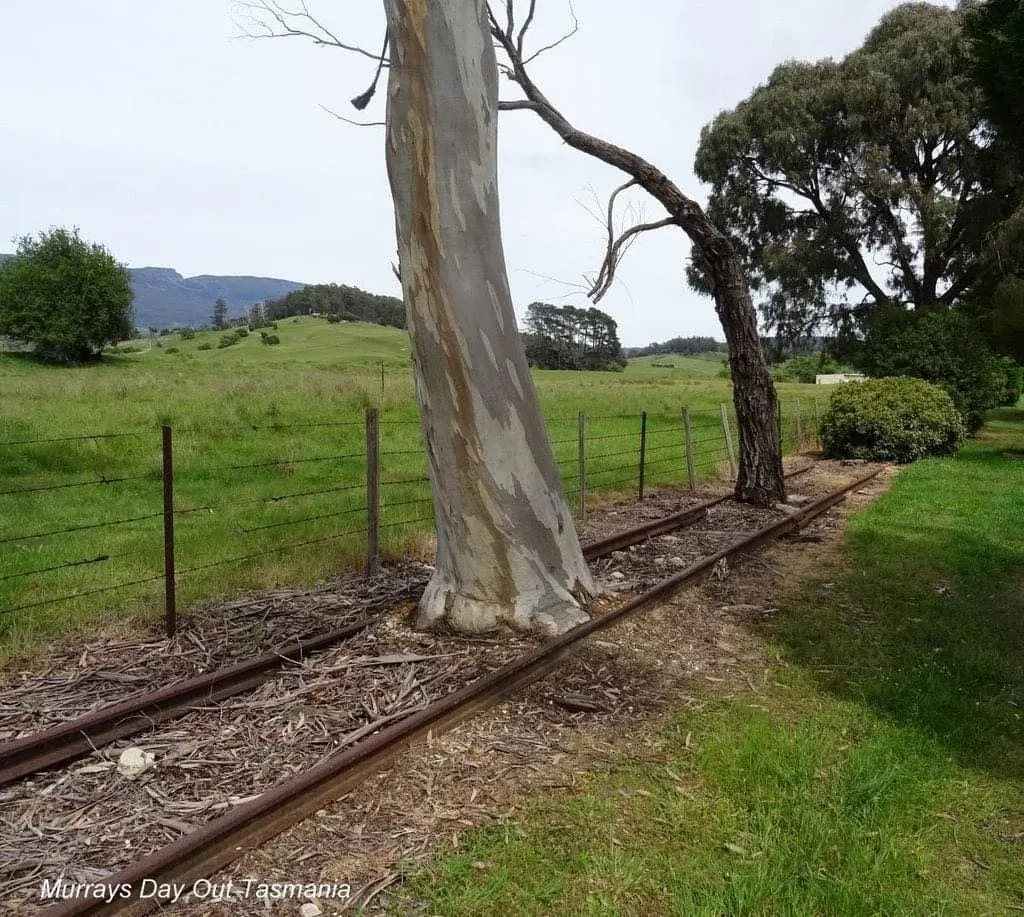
xmin=116 ymin=747 xmax=155 ymax=779
xmin=300 ymin=903 xmax=322 ymax=917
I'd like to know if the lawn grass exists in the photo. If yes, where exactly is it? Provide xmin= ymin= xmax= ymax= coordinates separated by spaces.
xmin=0 ymin=319 xmax=824 ymax=650
xmin=403 ymin=408 xmax=1024 ymax=916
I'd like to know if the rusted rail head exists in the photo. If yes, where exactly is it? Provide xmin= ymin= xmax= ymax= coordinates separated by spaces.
xmin=2 ymin=486 xmax=747 ymax=787
xmin=45 ymin=466 xmax=878 ymax=917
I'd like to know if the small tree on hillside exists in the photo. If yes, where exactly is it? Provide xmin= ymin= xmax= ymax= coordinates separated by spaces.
xmin=212 ymin=298 xmax=229 ymax=330
xmin=0 ymin=228 xmax=134 ymax=362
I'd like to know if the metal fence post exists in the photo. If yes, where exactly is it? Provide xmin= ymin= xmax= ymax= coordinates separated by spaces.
xmin=682 ymin=406 xmax=696 ymax=491
xmin=365 ymin=408 xmax=380 ymax=575
xmin=720 ymin=403 xmax=737 ymax=480
xmin=577 ymin=410 xmax=587 ymax=523
xmin=161 ymin=425 xmax=176 ymax=638
xmin=638 ymin=411 xmax=648 ymax=501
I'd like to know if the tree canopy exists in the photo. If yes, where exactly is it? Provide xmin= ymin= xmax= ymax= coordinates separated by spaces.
xmin=521 ymin=303 xmax=625 ymax=371
xmin=264 ymin=283 xmax=406 ymax=329
xmin=966 ymin=0 xmax=1024 ymax=149
xmin=0 ymin=228 xmax=134 ymax=362
xmin=693 ymin=2 xmax=1024 ymax=343
xmin=624 ymin=336 xmax=727 ymax=359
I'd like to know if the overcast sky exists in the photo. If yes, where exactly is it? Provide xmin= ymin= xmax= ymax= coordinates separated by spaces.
xmin=0 ymin=1 xmax=948 ymax=346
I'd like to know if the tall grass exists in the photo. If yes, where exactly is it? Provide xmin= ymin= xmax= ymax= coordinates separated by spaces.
xmin=0 ymin=318 xmax=824 ymax=649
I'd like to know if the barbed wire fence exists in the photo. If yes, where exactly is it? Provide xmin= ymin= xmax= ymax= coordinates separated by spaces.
xmin=0 ymin=398 xmax=825 ymax=638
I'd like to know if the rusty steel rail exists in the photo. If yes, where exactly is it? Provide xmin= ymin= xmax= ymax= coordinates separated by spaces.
xmin=45 ymin=466 xmax=879 ymax=917
xmin=1 ymin=467 xmax=815 ymax=788
xmin=0 ymin=484 xmax=747 ymax=786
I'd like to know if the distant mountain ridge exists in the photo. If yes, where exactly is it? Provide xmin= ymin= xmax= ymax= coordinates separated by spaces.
xmin=0 ymin=255 xmax=305 ymax=329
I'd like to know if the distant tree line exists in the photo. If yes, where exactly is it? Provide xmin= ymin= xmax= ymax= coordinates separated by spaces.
xmin=623 ymin=336 xmax=727 ymax=359
xmin=521 ymin=302 xmax=625 ymax=371
xmin=263 ymin=283 xmax=406 ymax=329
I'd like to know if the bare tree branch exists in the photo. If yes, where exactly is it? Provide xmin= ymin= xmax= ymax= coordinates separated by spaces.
xmin=523 ymin=2 xmax=578 ymax=66
xmin=589 ymin=217 xmax=677 ymax=302
xmin=498 ymin=99 xmax=540 ymax=111
xmin=231 ymin=0 xmax=387 ymax=64
xmin=319 ymin=104 xmax=384 ymax=128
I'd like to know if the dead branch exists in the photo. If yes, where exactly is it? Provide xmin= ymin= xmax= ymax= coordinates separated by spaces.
xmin=231 ymin=0 xmax=387 ymax=64
xmin=319 ymin=104 xmax=385 ymax=128
xmin=589 ymin=217 xmax=677 ymax=302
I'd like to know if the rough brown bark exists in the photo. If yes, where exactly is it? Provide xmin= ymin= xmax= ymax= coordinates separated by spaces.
xmin=381 ymin=0 xmax=595 ymax=635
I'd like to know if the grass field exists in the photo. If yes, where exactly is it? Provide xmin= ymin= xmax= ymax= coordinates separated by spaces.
xmin=404 ymin=408 xmax=1024 ymax=916
xmin=0 ymin=318 xmax=825 ymax=651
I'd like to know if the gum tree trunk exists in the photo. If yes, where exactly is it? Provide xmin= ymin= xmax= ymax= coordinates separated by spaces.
xmin=381 ymin=0 xmax=594 ymax=636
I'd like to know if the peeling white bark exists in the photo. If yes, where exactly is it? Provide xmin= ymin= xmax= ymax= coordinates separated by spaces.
xmin=381 ymin=0 xmax=594 ymax=636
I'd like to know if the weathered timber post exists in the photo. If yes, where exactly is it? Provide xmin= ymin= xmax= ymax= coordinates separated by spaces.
xmin=682 ymin=407 xmax=696 ymax=491
xmin=161 ymin=425 xmax=176 ymax=638
xmin=365 ymin=408 xmax=380 ymax=575
xmin=720 ymin=404 xmax=737 ymax=480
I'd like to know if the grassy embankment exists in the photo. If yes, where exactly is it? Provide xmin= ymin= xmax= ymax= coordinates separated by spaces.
xmin=405 ymin=409 xmax=1024 ymax=916
xmin=0 ymin=318 xmax=822 ymax=649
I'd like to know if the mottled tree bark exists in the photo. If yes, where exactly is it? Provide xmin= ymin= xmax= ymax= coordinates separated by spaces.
xmin=380 ymin=0 xmax=594 ymax=636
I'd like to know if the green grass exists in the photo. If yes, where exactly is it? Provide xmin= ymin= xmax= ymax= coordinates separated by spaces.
xmin=0 ymin=319 xmax=823 ymax=650
xmin=402 ymin=409 xmax=1024 ymax=916
xmin=624 ymin=352 xmax=729 ymax=378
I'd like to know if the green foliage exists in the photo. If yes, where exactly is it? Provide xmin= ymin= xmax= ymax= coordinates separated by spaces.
xmin=692 ymin=3 xmax=1024 ymax=343
xmin=235 ymin=326 xmax=249 ymax=338
xmin=821 ymin=377 xmax=966 ymax=462
xmin=266 ymin=283 xmax=405 ymax=329
xmin=0 ymin=228 xmax=134 ymax=362
xmin=625 ymin=335 xmax=727 ymax=359
xmin=260 ymin=333 xmax=280 ymax=346
xmin=853 ymin=307 xmax=1008 ymax=430
xmin=966 ymin=0 xmax=1024 ymax=149
xmin=217 ymin=334 xmax=238 ymax=349
xmin=772 ymin=353 xmax=849 ymax=384
xmin=179 ymin=328 xmax=196 ymax=341
xmin=164 ymin=347 xmax=179 ymax=355
xmin=211 ymin=298 xmax=229 ymax=331
xmin=196 ymin=341 xmax=213 ymax=351
xmin=522 ymin=302 xmax=625 ymax=371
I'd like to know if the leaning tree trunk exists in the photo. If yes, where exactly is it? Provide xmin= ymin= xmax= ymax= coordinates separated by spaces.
xmin=380 ymin=0 xmax=594 ymax=636
xmin=696 ymin=239 xmax=785 ymax=505
xmin=493 ymin=40 xmax=786 ymax=507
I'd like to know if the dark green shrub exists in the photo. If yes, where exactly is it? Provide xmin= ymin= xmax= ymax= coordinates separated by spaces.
xmin=217 ymin=334 xmax=239 ymax=349
xmin=995 ymin=357 xmax=1023 ymax=406
xmin=854 ymin=308 xmax=1005 ymax=431
xmin=821 ymin=377 xmax=966 ymax=463
xmin=235 ymin=327 xmax=249 ymax=338
xmin=165 ymin=347 xmax=179 ymax=354
xmin=260 ymin=333 xmax=281 ymax=346
xmin=197 ymin=342 xmax=213 ymax=351
xmin=772 ymin=353 xmax=850 ymax=384
xmin=179 ymin=328 xmax=196 ymax=340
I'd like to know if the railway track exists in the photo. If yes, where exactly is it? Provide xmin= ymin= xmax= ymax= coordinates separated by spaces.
xmin=19 ymin=465 xmax=879 ymax=917
xmin=2 ymin=470 xmax=814 ymax=787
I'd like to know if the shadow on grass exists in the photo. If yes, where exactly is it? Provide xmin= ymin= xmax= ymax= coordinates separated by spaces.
xmin=770 ymin=421 xmax=1024 ymax=780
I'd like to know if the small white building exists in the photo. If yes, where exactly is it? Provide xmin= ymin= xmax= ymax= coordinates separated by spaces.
xmin=815 ymin=373 xmax=867 ymax=385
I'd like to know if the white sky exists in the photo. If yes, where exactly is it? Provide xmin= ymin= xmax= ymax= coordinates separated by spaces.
xmin=0 ymin=1 xmax=948 ymax=346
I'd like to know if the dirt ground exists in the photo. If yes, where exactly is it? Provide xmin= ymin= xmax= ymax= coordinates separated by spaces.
xmin=0 ymin=458 xmax=895 ymax=915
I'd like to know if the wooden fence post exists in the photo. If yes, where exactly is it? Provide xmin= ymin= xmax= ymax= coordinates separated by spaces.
xmin=365 ymin=408 xmax=380 ymax=575
xmin=813 ymin=400 xmax=822 ymax=449
xmin=161 ymin=425 xmax=176 ymax=638
xmin=776 ymin=398 xmax=784 ymax=449
xmin=638 ymin=411 xmax=648 ymax=500
xmin=720 ymin=403 xmax=737 ymax=480
xmin=682 ymin=407 xmax=696 ymax=491
xmin=796 ymin=399 xmax=804 ymax=450
xmin=577 ymin=410 xmax=587 ymax=523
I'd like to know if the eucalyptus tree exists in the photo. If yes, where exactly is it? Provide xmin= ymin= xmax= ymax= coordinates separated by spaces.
xmin=237 ymin=0 xmax=788 ymax=508
xmin=693 ymin=2 xmax=1024 ymax=346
